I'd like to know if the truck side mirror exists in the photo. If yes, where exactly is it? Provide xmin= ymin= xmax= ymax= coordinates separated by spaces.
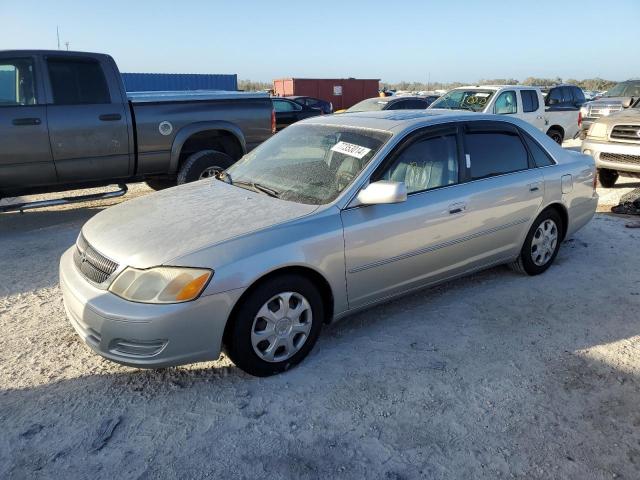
xmin=622 ymin=97 xmax=633 ymax=108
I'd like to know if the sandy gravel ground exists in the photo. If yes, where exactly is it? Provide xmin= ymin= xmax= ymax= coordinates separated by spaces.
xmin=1 ymin=167 xmax=639 ymax=478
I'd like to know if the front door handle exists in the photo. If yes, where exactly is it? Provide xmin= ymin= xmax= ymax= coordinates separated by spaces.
xmin=99 ymin=113 xmax=122 ymax=121
xmin=528 ymin=182 xmax=541 ymax=192
xmin=12 ymin=117 xmax=41 ymax=126
xmin=448 ymin=202 xmax=467 ymax=215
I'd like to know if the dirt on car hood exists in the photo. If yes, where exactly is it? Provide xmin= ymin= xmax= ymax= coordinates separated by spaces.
xmin=81 ymin=180 xmax=318 ymax=268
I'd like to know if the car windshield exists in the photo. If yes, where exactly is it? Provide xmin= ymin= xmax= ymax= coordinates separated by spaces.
xmin=225 ymin=124 xmax=392 ymax=205
xmin=430 ymin=89 xmax=495 ymax=112
xmin=346 ymin=98 xmax=390 ymax=112
xmin=604 ymin=82 xmax=640 ymax=98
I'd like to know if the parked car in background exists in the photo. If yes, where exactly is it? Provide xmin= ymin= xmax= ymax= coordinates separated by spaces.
xmin=341 ymin=95 xmax=437 ymax=113
xmin=545 ymin=84 xmax=587 ymax=110
xmin=60 ymin=110 xmax=597 ymax=376
xmin=429 ymin=85 xmax=580 ymax=144
xmin=582 ymin=107 xmax=640 ymax=187
xmin=287 ymin=96 xmax=333 ymax=114
xmin=272 ymin=97 xmax=322 ymax=131
xmin=0 ymin=50 xmax=274 ymax=203
xmin=579 ymin=80 xmax=640 ymax=138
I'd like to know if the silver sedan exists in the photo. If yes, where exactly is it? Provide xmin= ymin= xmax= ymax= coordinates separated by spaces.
xmin=60 ymin=111 xmax=598 ymax=376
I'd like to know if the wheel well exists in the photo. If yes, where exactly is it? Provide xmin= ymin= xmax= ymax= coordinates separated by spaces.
xmin=543 ymin=203 xmax=569 ymax=241
xmin=547 ymin=125 xmax=564 ymax=137
xmin=222 ymin=266 xmax=335 ymax=345
xmin=179 ymin=130 xmax=243 ymax=167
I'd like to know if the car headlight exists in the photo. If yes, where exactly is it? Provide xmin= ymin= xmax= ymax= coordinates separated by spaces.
xmin=588 ymin=122 xmax=607 ymax=139
xmin=109 ymin=266 xmax=213 ymax=304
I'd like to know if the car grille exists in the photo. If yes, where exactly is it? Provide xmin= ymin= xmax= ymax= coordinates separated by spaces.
xmin=73 ymin=234 xmax=119 ymax=285
xmin=600 ymin=152 xmax=640 ymax=166
xmin=610 ymin=124 xmax=640 ymax=142
xmin=586 ymin=104 xmax=623 ymax=120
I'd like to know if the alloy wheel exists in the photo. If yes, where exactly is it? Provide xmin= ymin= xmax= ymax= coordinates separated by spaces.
xmin=531 ymin=219 xmax=558 ymax=266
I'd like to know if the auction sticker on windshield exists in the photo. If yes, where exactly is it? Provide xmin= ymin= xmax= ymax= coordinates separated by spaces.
xmin=331 ymin=141 xmax=372 ymax=159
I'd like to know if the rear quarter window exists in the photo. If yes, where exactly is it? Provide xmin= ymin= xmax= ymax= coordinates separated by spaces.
xmin=522 ymin=133 xmax=555 ymax=167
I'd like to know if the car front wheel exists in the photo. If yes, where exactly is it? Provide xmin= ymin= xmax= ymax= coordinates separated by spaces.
xmin=224 ymin=274 xmax=324 ymax=376
xmin=510 ymin=209 xmax=563 ymax=276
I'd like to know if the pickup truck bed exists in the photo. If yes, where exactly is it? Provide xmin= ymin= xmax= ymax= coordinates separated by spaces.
xmin=0 ymin=50 xmax=274 ymax=199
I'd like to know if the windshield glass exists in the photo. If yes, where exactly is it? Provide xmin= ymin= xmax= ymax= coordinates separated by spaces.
xmin=604 ymin=82 xmax=640 ymax=98
xmin=430 ymin=89 xmax=495 ymax=112
xmin=346 ymin=98 xmax=389 ymax=112
xmin=225 ymin=124 xmax=392 ymax=205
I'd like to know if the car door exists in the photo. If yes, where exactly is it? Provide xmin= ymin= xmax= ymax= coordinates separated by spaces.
xmin=0 ymin=55 xmax=56 ymax=192
xmin=454 ymin=120 xmax=545 ymax=265
xmin=518 ymin=89 xmax=546 ymax=131
xmin=44 ymin=55 xmax=130 ymax=183
xmin=342 ymin=124 xmax=475 ymax=308
xmin=273 ymin=99 xmax=302 ymax=130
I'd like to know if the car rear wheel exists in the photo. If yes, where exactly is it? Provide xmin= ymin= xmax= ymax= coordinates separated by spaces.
xmin=510 ymin=209 xmax=563 ymax=276
xmin=546 ymin=128 xmax=563 ymax=145
xmin=177 ymin=150 xmax=234 ymax=185
xmin=598 ymin=168 xmax=619 ymax=188
xmin=225 ymin=274 xmax=324 ymax=377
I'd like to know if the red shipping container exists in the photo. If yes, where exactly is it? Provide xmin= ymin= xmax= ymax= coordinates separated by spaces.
xmin=273 ymin=78 xmax=380 ymax=110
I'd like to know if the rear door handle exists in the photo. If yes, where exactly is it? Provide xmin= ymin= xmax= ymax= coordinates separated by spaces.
xmin=99 ymin=113 xmax=122 ymax=121
xmin=528 ymin=182 xmax=541 ymax=192
xmin=12 ymin=117 xmax=41 ymax=126
xmin=448 ymin=202 xmax=466 ymax=215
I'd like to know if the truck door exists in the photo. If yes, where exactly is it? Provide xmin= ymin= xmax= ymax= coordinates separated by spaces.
xmin=0 ymin=56 xmax=56 ymax=193
xmin=518 ymin=89 xmax=546 ymax=132
xmin=44 ymin=55 xmax=130 ymax=183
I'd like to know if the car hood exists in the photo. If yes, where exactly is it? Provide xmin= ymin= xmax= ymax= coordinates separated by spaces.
xmin=81 ymin=180 xmax=319 ymax=268
xmin=594 ymin=108 xmax=640 ymax=126
xmin=587 ymin=97 xmax=627 ymax=107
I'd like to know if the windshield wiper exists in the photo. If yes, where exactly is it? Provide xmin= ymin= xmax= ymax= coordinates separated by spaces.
xmin=231 ymin=179 xmax=280 ymax=198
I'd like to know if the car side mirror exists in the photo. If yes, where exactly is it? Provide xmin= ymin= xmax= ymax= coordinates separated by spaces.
xmin=356 ymin=181 xmax=407 ymax=205
xmin=622 ymin=97 xmax=633 ymax=108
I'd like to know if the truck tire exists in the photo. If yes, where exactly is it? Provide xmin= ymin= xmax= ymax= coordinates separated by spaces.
xmin=546 ymin=128 xmax=563 ymax=145
xmin=177 ymin=150 xmax=234 ymax=185
xmin=598 ymin=168 xmax=618 ymax=188
xmin=145 ymin=178 xmax=176 ymax=191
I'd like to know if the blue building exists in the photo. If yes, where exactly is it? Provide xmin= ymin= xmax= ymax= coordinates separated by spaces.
xmin=121 ymin=72 xmax=237 ymax=92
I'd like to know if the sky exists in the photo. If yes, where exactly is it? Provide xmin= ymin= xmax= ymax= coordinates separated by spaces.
xmin=1 ymin=0 xmax=638 ymax=83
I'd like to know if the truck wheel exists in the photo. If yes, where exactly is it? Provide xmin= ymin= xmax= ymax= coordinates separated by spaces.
xmin=145 ymin=178 xmax=176 ymax=191
xmin=598 ymin=168 xmax=618 ymax=188
xmin=177 ymin=150 xmax=234 ymax=185
xmin=546 ymin=128 xmax=563 ymax=145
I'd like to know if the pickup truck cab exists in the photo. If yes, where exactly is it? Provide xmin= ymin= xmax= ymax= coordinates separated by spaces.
xmin=0 ymin=50 xmax=274 ymax=200
xmin=429 ymin=85 xmax=580 ymax=144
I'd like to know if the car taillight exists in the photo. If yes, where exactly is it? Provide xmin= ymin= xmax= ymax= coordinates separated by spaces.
xmin=578 ymin=110 xmax=582 ymax=128
xmin=271 ymin=109 xmax=276 ymax=134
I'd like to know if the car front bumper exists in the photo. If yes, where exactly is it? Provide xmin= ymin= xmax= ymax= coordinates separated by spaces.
xmin=582 ymin=138 xmax=640 ymax=174
xmin=59 ymin=247 xmax=245 ymax=368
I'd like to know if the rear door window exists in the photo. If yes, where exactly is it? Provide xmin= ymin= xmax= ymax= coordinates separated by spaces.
xmin=47 ymin=58 xmax=110 ymax=105
xmin=521 ymin=90 xmax=539 ymax=112
xmin=465 ymin=126 xmax=529 ymax=179
xmin=0 ymin=58 xmax=37 ymax=105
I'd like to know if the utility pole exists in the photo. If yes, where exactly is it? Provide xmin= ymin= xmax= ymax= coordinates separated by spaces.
xmin=65 ymin=42 xmax=70 ymax=51
xmin=56 ymin=26 xmax=60 ymax=49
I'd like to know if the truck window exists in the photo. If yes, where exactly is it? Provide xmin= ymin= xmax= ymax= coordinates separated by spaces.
xmin=47 ymin=58 xmax=110 ymax=105
xmin=573 ymin=87 xmax=585 ymax=103
xmin=466 ymin=130 xmax=529 ymax=179
xmin=547 ymin=87 xmax=562 ymax=105
xmin=521 ymin=90 xmax=539 ymax=113
xmin=0 ymin=58 xmax=37 ymax=106
xmin=561 ymin=87 xmax=574 ymax=104
xmin=494 ymin=91 xmax=517 ymax=114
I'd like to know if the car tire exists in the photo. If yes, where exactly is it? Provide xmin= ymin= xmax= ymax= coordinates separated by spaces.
xmin=510 ymin=209 xmax=563 ymax=276
xmin=145 ymin=177 xmax=176 ymax=191
xmin=225 ymin=274 xmax=324 ymax=377
xmin=177 ymin=150 xmax=234 ymax=185
xmin=546 ymin=128 xmax=564 ymax=145
xmin=598 ymin=168 xmax=618 ymax=188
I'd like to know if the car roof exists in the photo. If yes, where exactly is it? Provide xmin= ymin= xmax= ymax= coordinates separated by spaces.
xmin=302 ymin=109 xmax=490 ymax=133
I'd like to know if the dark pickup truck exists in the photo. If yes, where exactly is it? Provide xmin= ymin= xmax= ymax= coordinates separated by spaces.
xmin=0 ymin=50 xmax=274 ymax=203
